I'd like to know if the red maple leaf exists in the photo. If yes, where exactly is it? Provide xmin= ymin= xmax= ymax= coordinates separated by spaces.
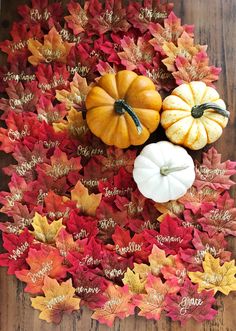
xmin=0 ymin=22 xmax=42 ymax=62
xmin=66 ymin=211 xmax=98 ymax=241
xmin=69 ymin=265 xmax=109 ymax=309
xmin=88 ymin=0 xmax=131 ymax=34
xmin=127 ymin=0 xmax=174 ymax=33
xmin=15 ymin=245 xmax=68 ymax=294
xmin=101 ymin=250 xmax=133 ymax=283
xmin=18 ymin=0 xmax=63 ymax=30
xmin=179 ymin=229 xmax=231 ymax=271
xmin=112 ymin=226 xmax=150 ymax=263
xmin=161 ymin=254 xmax=187 ymax=286
xmin=94 ymin=146 xmax=137 ymax=176
xmin=194 ymin=147 xmax=236 ymax=191
xmin=37 ymin=147 xmax=82 ymax=182
xmin=198 ymin=192 xmax=236 ymax=236
xmin=0 ymin=81 xmax=40 ymax=119
xmin=178 ymin=186 xmax=219 ymax=214
xmin=43 ymin=191 xmax=76 ymax=222
xmin=0 ymin=203 xmax=35 ymax=234
xmin=3 ymin=142 xmax=49 ymax=181
xmin=67 ymin=44 xmax=98 ymax=82
xmin=36 ymin=96 xmax=67 ymax=124
xmin=180 ymin=210 xmax=202 ymax=231
xmin=65 ymin=1 xmax=90 ymax=35
xmin=0 ymin=174 xmax=28 ymax=213
xmin=149 ymin=12 xmax=194 ymax=55
xmin=0 ymin=229 xmax=36 ymax=274
xmin=138 ymin=56 xmax=176 ymax=91
xmin=36 ymin=63 xmax=69 ymax=96
xmin=173 ymin=52 xmax=221 ymax=87
xmin=98 ymin=33 xmax=123 ymax=65
xmin=68 ymin=237 xmax=103 ymax=270
xmin=0 ymin=111 xmax=39 ymax=154
xmin=96 ymin=200 xmax=128 ymax=242
xmin=165 ymin=278 xmax=217 ymax=325
xmin=144 ymin=215 xmax=193 ymax=255
xmin=98 ymin=168 xmax=135 ymax=202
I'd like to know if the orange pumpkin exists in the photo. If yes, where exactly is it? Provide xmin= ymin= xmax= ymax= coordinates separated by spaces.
xmin=85 ymin=70 xmax=162 ymax=148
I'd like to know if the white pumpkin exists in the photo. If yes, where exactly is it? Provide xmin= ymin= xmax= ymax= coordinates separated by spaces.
xmin=133 ymin=141 xmax=195 ymax=203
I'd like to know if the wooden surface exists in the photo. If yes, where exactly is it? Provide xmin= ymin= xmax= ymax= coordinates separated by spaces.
xmin=0 ymin=0 xmax=236 ymax=330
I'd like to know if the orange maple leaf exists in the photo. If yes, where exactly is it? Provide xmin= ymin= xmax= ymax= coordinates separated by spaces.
xmin=71 ymin=180 xmax=102 ymax=216
xmin=91 ymin=284 xmax=135 ymax=327
xmin=133 ymin=274 xmax=179 ymax=320
xmin=15 ymin=245 xmax=67 ymax=294
xmin=31 ymin=276 xmax=81 ymax=324
xmin=28 ymin=27 xmax=74 ymax=66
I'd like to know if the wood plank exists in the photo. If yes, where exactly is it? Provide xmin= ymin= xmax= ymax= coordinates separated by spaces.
xmin=0 ymin=0 xmax=236 ymax=330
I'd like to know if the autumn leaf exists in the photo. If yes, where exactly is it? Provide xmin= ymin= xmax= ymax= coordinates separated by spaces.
xmin=66 ymin=211 xmax=98 ymax=241
xmin=173 ymin=51 xmax=221 ymax=87
xmin=198 ymin=192 xmax=236 ymax=236
xmin=112 ymin=226 xmax=150 ymax=263
xmin=179 ymin=229 xmax=231 ymax=271
xmin=55 ymin=228 xmax=86 ymax=260
xmin=162 ymin=32 xmax=206 ymax=72
xmin=178 ymin=186 xmax=219 ymax=214
xmin=38 ymin=147 xmax=82 ymax=180
xmin=31 ymin=212 xmax=65 ymax=244
xmin=71 ymin=180 xmax=102 ymax=216
xmin=31 ymin=276 xmax=81 ymax=324
xmin=15 ymin=245 xmax=67 ymax=294
xmin=64 ymin=1 xmax=90 ymax=35
xmin=88 ymin=0 xmax=131 ymax=34
xmin=122 ymin=268 xmax=146 ymax=294
xmin=56 ymin=73 xmax=91 ymax=111
xmin=149 ymin=12 xmax=194 ymax=54
xmin=188 ymin=253 xmax=236 ymax=295
xmin=194 ymin=147 xmax=236 ymax=190
xmin=127 ymin=1 xmax=174 ymax=33
xmin=69 ymin=265 xmax=108 ymax=309
xmin=53 ymin=107 xmax=89 ymax=138
xmin=91 ymin=284 xmax=135 ymax=327
xmin=28 ymin=27 xmax=74 ymax=66
xmin=144 ymin=215 xmax=193 ymax=255
xmin=0 ymin=229 xmax=35 ymax=274
xmin=133 ymin=274 xmax=179 ymax=320
xmin=148 ymin=244 xmax=175 ymax=276
xmin=101 ymin=251 xmax=133 ymax=282
xmin=155 ymin=200 xmax=184 ymax=222
xmin=44 ymin=191 xmax=75 ymax=222
xmin=118 ymin=36 xmax=155 ymax=71
xmin=165 ymin=278 xmax=217 ymax=325
xmin=36 ymin=96 xmax=67 ymax=125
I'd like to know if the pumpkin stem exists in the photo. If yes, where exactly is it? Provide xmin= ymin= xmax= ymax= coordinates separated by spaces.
xmin=191 ymin=103 xmax=230 ymax=119
xmin=160 ymin=165 xmax=189 ymax=176
xmin=114 ymin=99 xmax=142 ymax=135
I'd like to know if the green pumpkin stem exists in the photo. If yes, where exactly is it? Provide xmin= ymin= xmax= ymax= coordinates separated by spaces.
xmin=160 ymin=165 xmax=189 ymax=176
xmin=114 ymin=99 xmax=142 ymax=135
xmin=191 ymin=102 xmax=230 ymax=119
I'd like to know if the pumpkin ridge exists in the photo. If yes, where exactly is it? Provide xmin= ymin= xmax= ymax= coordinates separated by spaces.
xmin=172 ymin=85 xmax=194 ymax=106
xmin=203 ymin=112 xmax=227 ymax=127
xmin=167 ymin=117 xmax=194 ymax=144
xmin=162 ymin=113 xmax=192 ymax=130
xmin=188 ymin=81 xmax=197 ymax=104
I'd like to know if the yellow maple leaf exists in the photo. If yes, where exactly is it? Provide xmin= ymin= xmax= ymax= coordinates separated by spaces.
xmin=188 ymin=253 xmax=236 ymax=295
xmin=122 ymin=268 xmax=146 ymax=294
xmin=28 ymin=27 xmax=74 ymax=66
xmin=31 ymin=276 xmax=81 ymax=324
xmin=155 ymin=200 xmax=184 ymax=222
xmin=53 ymin=107 xmax=89 ymax=138
xmin=133 ymin=263 xmax=151 ymax=282
xmin=71 ymin=180 xmax=102 ymax=216
xmin=149 ymin=245 xmax=175 ymax=276
xmin=31 ymin=212 xmax=65 ymax=244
